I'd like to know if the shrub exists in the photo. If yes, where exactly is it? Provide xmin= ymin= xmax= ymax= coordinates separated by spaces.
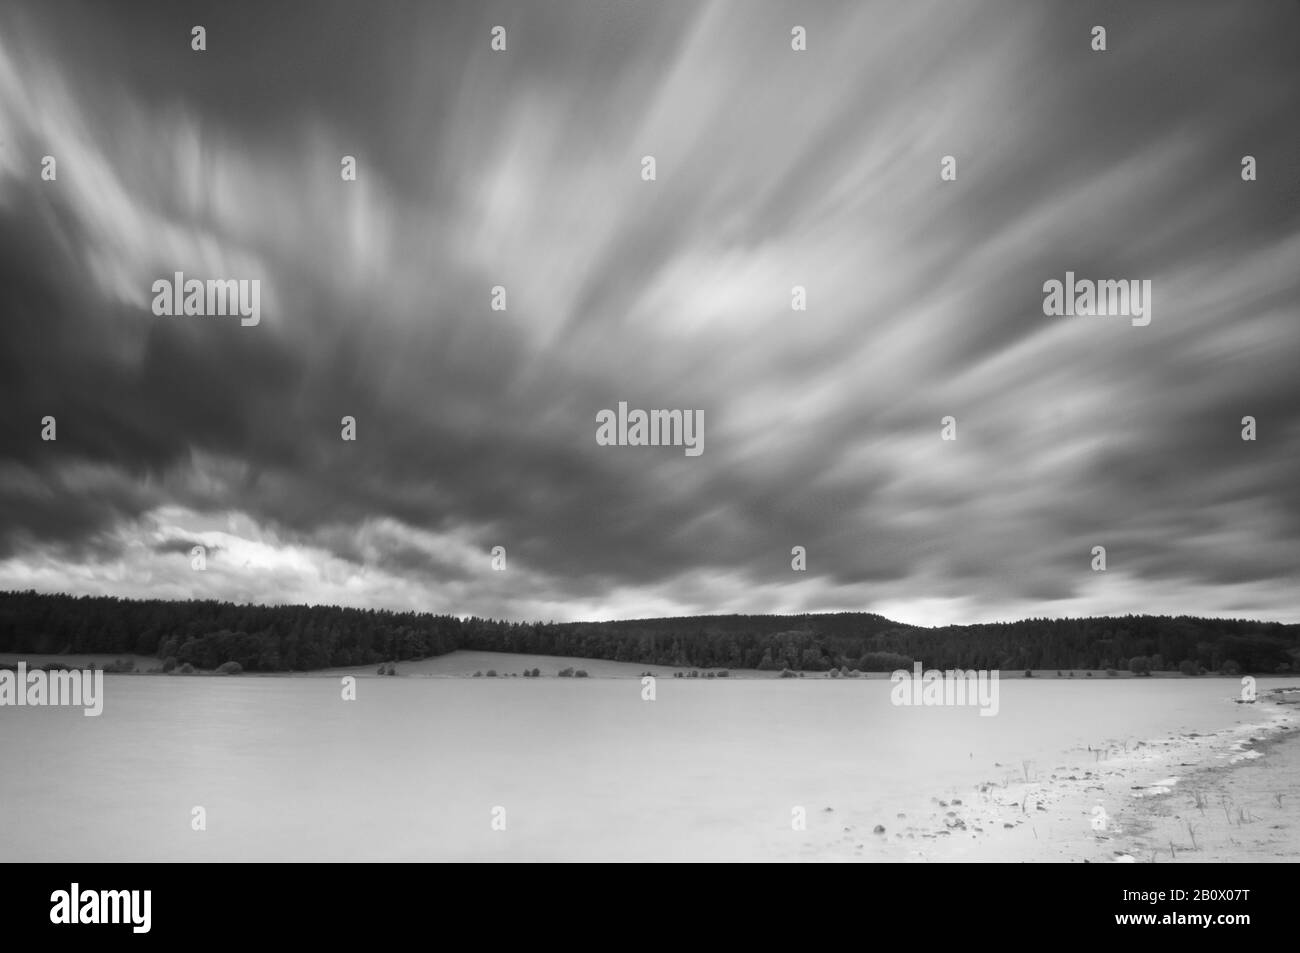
xmin=1024 ymin=670 xmax=1033 ymax=678
xmin=486 ymin=670 xmax=497 ymax=677
xmin=216 ymin=661 xmax=242 ymax=675
xmin=716 ymin=670 xmax=729 ymax=678
xmin=779 ymin=668 xmax=797 ymax=678
xmin=558 ymin=667 xmax=574 ymax=678
xmin=1221 ymin=659 xmax=1241 ymax=676
xmin=530 ymin=668 xmax=540 ymax=677
xmin=103 ymin=658 xmax=136 ymax=673
xmin=385 ymin=663 xmax=396 ymax=676
xmin=377 ymin=665 xmax=386 ymax=675
xmin=178 ymin=663 xmax=196 ymax=675
xmin=575 ymin=670 xmax=589 ymax=678
xmin=1105 ymin=669 xmax=1119 ymax=677
xmin=1086 ymin=671 xmax=1093 ymax=677
xmin=857 ymin=651 xmax=914 ymax=672
xmin=473 ymin=671 xmax=482 ymax=677
xmin=162 ymin=656 xmax=178 ymax=673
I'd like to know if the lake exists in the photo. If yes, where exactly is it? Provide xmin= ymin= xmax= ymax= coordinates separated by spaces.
xmin=0 ymin=675 xmax=1289 ymax=861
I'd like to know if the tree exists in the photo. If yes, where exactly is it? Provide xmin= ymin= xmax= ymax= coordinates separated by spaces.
xmin=1 ymin=593 xmax=1296 ymax=682
xmin=799 ymin=647 xmax=829 ymax=671
xmin=1128 ymin=656 xmax=1152 ymax=677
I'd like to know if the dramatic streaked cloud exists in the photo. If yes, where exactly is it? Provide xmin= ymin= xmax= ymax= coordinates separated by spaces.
xmin=0 ymin=0 xmax=1297 ymax=625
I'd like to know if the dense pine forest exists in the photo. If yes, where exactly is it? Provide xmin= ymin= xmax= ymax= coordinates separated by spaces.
xmin=0 ymin=590 xmax=1295 ymax=675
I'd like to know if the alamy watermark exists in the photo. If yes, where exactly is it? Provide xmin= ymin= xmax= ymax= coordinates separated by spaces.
xmin=151 ymin=273 xmax=261 ymax=327
xmin=596 ymin=401 xmax=703 ymax=456
xmin=50 ymin=884 xmax=150 ymax=933
xmin=0 ymin=662 xmax=104 ymax=716
xmin=1042 ymin=271 xmax=1151 ymax=327
xmin=890 ymin=662 xmax=1000 ymax=717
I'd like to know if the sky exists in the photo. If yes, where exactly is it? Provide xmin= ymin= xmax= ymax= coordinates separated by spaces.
xmin=0 ymin=0 xmax=1297 ymax=627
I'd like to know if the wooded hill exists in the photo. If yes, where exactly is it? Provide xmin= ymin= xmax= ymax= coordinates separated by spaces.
xmin=0 ymin=590 xmax=1295 ymax=675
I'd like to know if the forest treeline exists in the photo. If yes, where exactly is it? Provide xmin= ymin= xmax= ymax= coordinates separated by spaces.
xmin=0 ymin=590 xmax=1295 ymax=675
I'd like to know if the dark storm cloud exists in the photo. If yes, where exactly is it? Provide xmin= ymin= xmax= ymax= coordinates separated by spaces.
xmin=0 ymin=0 xmax=1296 ymax=623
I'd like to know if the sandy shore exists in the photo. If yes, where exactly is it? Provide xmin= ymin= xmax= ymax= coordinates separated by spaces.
xmin=871 ymin=687 xmax=1300 ymax=863
xmin=1107 ymin=698 xmax=1300 ymax=863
